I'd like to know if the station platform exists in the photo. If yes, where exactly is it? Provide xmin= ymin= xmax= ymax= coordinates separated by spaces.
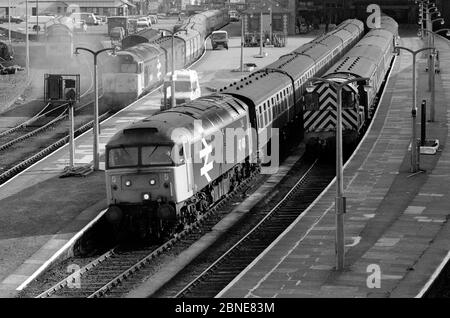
xmin=218 ymin=35 xmax=450 ymax=298
xmin=0 ymin=35 xmax=312 ymax=297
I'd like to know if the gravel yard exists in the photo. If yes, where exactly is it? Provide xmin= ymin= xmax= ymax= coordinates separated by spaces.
xmin=0 ymin=71 xmax=29 ymax=113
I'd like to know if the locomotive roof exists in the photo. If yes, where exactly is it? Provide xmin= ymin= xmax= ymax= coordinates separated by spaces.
xmin=380 ymin=15 xmax=399 ymax=36
xmin=327 ymin=55 xmax=377 ymax=79
xmin=118 ymin=43 xmax=164 ymax=62
xmin=220 ymin=71 xmax=291 ymax=106
xmin=267 ymin=53 xmax=315 ymax=80
xmin=175 ymin=28 xmax=201 ymax=42
xmin=107 ymin=94 xmax=248 ymax=148
xmin=198 ymin=10 xmax=224 ymax=19
xmin=151 ymin=35 xmax=185 ymax=51
xmin=121 ymin=29 xmax=161 ymax=49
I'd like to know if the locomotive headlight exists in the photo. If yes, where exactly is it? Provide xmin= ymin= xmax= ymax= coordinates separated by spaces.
xmin=143 ymin=193 xmax=150 ymax=201
xmin=149 ymin=179 xmax=156 ymax=186
xmin=125 ymin=180 xmax=132 ymax=187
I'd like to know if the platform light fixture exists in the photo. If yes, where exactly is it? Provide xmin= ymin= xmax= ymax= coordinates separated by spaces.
xmin=394 ymin=46 xmax=435 ymax=172
xmin=73 ymin=46 xmax=117 ymax=171
xmin=305 ymin=76 xmax=370 ymax=271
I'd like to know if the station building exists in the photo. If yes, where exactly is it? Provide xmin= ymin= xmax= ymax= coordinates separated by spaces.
xmin=0 ymin=0 xmax=136 ymax=17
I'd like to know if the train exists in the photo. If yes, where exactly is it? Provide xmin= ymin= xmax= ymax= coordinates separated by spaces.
xmin=102 ymin=9 xmax=230 ymax=108
xmin=303 ymin=15 xmax=398 ymax=152
xmin=45 ymin=17 xmax=74 ymax=59
xmin=103 ymin=18 xmax=368 ymax=239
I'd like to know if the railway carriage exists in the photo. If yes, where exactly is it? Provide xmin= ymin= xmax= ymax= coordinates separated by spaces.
xmin=303 ymin=16 xmax=398 ymax=150
xmin=175 ymin=29 xmax=203 ymax=66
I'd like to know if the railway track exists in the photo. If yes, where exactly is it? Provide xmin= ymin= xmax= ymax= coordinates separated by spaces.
xmin=151 ymin=158 xmax=335 ymax=298
xmin=0 ymin=103 xmax=69 ymax=152
xmin=0 ymin=88 xmax=111 ymax=184
xmin=34 ymin=169 xmax=260 ymax=298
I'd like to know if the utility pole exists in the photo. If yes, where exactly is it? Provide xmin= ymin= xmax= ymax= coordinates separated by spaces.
xmin=25 ymin=0 xmax=29 ymax=76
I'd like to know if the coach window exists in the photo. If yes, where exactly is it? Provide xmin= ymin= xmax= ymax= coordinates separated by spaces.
xmin=342 ymin=89 xmax=355 ymax=109
xmin=264 ymin=105 xmax=268 ymax=124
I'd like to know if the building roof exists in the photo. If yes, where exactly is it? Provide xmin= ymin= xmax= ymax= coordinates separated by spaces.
xmin=1 ymin=0 xmax=135 ymax=8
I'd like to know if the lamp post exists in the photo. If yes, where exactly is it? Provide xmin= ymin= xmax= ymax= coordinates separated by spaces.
xmin=36 ymin=0 xmax=38 ymax=41
xmin=269 ymin=6 xmax=272 ymax=45
xmin=240 ymin=14 xmax=244 ymax=72
xmin=159 ymin=28 xmax=187 ymax=110
xmin=8 ymin=0 xmax=11 ymax=43
xmin=306 ymin=76 xmax=371 ymax=271
xmin=394 ymin=46 xmax=435 ymax=173
xmin=25 ymin=0 xmax=29 ymax=76
xmin=74 ymin=47 xmax=116 ymax=171
xmin=427 ymin=17 xmax=444 ymax=90
xmin=419 ymin=28 xmax=450 ymax=122
xmin=259 ymin=10 xmax=264 ymax=56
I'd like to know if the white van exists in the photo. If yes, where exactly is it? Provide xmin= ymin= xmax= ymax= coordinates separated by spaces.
xmin=161 ymin=69 xmax=201 ymax=110
xmin=70 ymin=12 xmax=99 ymax=25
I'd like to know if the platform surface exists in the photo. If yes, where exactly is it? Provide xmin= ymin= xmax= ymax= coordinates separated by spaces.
xmin=218 ymin=35 xmax=450 ymax=298
xmin=0 ymin=30 xmax=314 ymax=297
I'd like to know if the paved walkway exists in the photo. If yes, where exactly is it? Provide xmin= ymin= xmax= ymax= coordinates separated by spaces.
xmin=218 ymin=36 xmax=450 ymax=298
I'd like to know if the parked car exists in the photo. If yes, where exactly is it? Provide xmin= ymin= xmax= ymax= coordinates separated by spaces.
xmin=147 ymin=15 xmax=158 ymax=25
xmin=167 ymin=8 xmax=180 ymax=16
xmin=299 ymin=23 xmax=311 ymax=34
xmin=73 ymin=20 xmax=88 ymax=32
xmin=95 ymin=15 xmax=107 ymax=25
xmin=136 ymin=17 xmax=151 ymax=29
xmin=71 ymin=12 xmax=99 ymax=25
xmin=0 ymin=16 xmax=23 ymax=24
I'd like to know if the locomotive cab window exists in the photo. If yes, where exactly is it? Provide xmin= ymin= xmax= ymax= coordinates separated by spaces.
xmin=142 ymin=146 xmax=174 ymax=166
xmin=119 ymin=55 xmax=138 ymax=73
xmin=342 ymin=89 xmax=356 ymax=109
xmin=108 ymin=147 xmax=139 ymax=168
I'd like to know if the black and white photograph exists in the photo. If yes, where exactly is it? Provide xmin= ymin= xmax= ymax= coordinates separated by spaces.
xmin=0 ymin=0 xmax=448 ymax=307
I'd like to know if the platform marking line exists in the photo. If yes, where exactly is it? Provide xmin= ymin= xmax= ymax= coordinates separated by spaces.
xmin=217 ymin=53 xmax=399 ymax=298
xmin=413 ymin=34 xmax=450 ymax=299
xmin=415 ymin=250 xmax=450 ymax=298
